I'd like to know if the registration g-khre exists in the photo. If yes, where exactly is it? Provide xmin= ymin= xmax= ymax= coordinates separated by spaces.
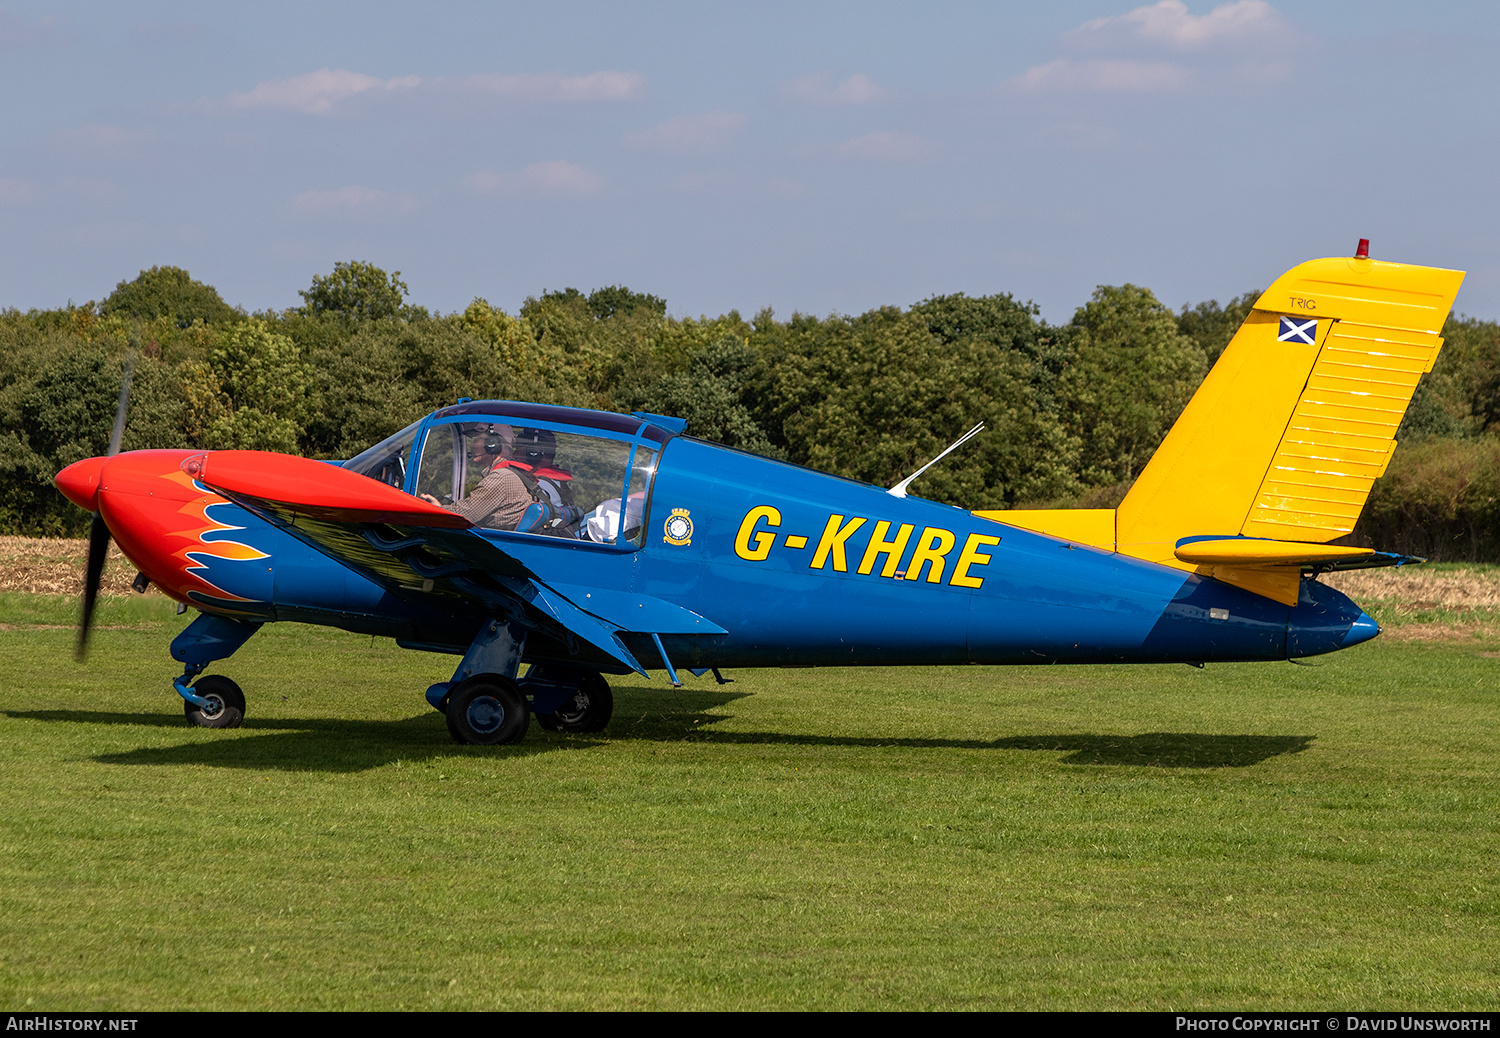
xmin=54 ymin=247 xmax=1464 ymax=744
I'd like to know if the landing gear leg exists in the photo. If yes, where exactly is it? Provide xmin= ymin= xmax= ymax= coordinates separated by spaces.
xmin=168 ymin=612 xmax=262 ymax=728
xmin=437 ymin=618 xmax=531 ymax=746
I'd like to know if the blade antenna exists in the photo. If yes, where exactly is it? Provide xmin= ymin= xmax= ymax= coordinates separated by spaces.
xmin=888 ymin=422 xmax=985 ymax=499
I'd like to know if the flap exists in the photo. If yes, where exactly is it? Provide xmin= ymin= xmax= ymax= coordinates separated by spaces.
xmin=545 ymin=582 xmax=727 ymax=635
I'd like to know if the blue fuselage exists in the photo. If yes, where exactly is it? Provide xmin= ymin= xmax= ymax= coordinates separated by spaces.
xmin=203 ymin=435 xmax=1376 ymax=671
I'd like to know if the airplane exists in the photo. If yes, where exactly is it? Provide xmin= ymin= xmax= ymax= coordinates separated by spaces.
xmin=53 ymin=246 xmax=1464 ymax=745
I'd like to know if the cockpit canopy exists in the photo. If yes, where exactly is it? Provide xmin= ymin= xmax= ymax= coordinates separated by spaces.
xmin=344 ymin=402 xmax=673 ymax=548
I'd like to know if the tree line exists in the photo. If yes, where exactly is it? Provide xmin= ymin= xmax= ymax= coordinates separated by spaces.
xmin=2 ymin=262 xmax=1496 ymax=560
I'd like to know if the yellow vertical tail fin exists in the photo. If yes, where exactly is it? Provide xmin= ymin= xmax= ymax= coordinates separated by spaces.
xmin=979 ymin=253 xmax=1464 ymax=605
xmin=1117 ymin=255 xmax=1464 ymax=564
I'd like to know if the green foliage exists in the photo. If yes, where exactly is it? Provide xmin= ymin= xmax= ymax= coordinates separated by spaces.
xmin=12 ymin=262 xmax=1500 ymax=558
xmin=101 ymin=266 xmax=240 ymax=327
xmin=636 ymin=334 xmax=781 ymax=456
xmin=536 ymin=285 xmax=667 ymax=321
xmin=189 ymin=319 xmax=312 ymax=453
xmin=1176 ymin=290 xmax=1260 ymax=364
xmin=299 ymin=261 xmax=427 ymax=322
xmin=751 ymin=306 xmax=1078 ymax=507
xmin=586 ymin=284 xmax=667 ymax=320
xmin=910 ymin=291 xmax=1072 ymax=412
xmin=1358 ymin=436 xmax=1500 ymax=561
xmin=1058 ymin=284 xmax=1208 ymax=485
xmin=1399 ymin=316 xmax=1500 ymax=443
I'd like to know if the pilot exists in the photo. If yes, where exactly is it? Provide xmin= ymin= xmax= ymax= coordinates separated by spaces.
xmin=420 ymin=423 xmax=534 ymax=530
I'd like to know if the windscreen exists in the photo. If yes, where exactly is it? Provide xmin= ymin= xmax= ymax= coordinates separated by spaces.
xmin=343 ymin=420 xmax=422 ymax=489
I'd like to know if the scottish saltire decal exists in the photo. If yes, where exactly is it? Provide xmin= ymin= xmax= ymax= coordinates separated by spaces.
xmin=1278 ymin=316 xmax=1318 ymax=344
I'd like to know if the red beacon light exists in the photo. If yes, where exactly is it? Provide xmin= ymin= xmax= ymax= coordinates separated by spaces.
xmin=1355 ymin=238 xmax=1370 ymax=259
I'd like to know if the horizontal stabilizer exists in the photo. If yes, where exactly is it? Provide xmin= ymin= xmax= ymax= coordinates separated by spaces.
xmin=1173 ymin=536 xmax=1417 ymax=571
xmin=975 ymin=508 xmax=1115 ymax=551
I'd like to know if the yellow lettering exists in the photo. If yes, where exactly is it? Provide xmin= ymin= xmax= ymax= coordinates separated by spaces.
xmin=734 ymin=506 xmax=781 ymax=561
xmin=906 ymin=527 xmax=956 ymax=583
xmin=949 ymin=533 xmax=1002 ymax=589
xmin=857 ymin=521 xmax=915 ymax=577
xmin=810 ymin=514 xmax=867 ymax=572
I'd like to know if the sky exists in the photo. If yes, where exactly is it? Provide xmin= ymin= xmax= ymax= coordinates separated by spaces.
xmin=1 ymin=1 xmax=1497 ymax=324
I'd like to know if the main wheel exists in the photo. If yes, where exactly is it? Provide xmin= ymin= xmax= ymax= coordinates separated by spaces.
xmin=446 ymin=674 xmax=530 ymax=745
xmin=535 ymin=673 xmax=613 ymax=733
xmin=184 ymin=674 xmax=245 ymax=729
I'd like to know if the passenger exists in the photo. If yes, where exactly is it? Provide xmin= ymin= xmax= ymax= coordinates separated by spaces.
xmin=510 ymin=428 xmax=574 ymax=509
xmin=419 ymin=423 xmax=534 ymax=530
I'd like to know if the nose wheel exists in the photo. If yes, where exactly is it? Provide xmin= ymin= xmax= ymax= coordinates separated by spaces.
xmin=182 ymin=674 xmax=245 ymax=729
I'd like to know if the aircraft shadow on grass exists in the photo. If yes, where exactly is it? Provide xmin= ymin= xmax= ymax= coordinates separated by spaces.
xmin=643 ymin=727 xmax=1314 ymax=767
xmin=7 ymin=688 xmax=1313 ymax=771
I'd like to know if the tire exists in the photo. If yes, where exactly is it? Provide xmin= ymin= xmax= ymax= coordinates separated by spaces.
xmin=446 ymin=674 xmax=529 ymax=745
xmin=535 ymin=673 xmax=613 ymax=733
xmin=184 ymin=674 xmax=245 ymax=729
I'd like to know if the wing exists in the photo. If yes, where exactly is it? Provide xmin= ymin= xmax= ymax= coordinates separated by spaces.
xmin=189 ymin=450 xmax=725 ymax=675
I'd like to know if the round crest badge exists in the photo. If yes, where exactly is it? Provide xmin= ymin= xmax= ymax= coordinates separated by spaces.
xmin=663 ymin=508 xmax=693 ymax=546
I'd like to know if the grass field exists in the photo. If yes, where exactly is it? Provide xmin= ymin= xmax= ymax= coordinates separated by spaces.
xmin=1 ymin=563 xmax=1499 ymax=1009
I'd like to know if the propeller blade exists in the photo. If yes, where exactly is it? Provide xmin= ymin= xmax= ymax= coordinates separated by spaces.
xmin=77 ymin=512 xmax=111 ymax=659
xmin=107 ymin=354 xmax=135 ymax=457
xmin=79 ymin=353 xmax=134 ymax=658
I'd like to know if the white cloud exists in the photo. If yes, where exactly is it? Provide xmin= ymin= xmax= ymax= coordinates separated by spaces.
xmin=624 ymin=111 xmax=747 ymax=156
xmin=1064 ymin=0 xmax=1286 ymax=52
xmin=289 ymin=186 xmax=418 ymax=217
xmin=1013 ymin=1 xmax=1294 ymax=94
xmin=465 ymin=161 xmax=605 ymax=197
xmin=462 ymin=71 xmax=645 ymax=102
xmin=781 ymin=72 xmax=891 ymax=105
xmin=229 ymin=68 xmax=421 ymax=114
xmin=824 ymin=131 xmax=932 ymax=162
xmin=1014 ymin=59 xmax=1190 ymax=93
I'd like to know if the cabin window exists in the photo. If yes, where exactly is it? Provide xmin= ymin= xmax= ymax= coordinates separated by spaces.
xmin=412 ymin=419 xmax=659 ymax=546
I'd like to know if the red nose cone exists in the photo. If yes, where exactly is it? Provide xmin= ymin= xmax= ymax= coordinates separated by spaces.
xmin=55 ymin=456 xmax=107 ymax=511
